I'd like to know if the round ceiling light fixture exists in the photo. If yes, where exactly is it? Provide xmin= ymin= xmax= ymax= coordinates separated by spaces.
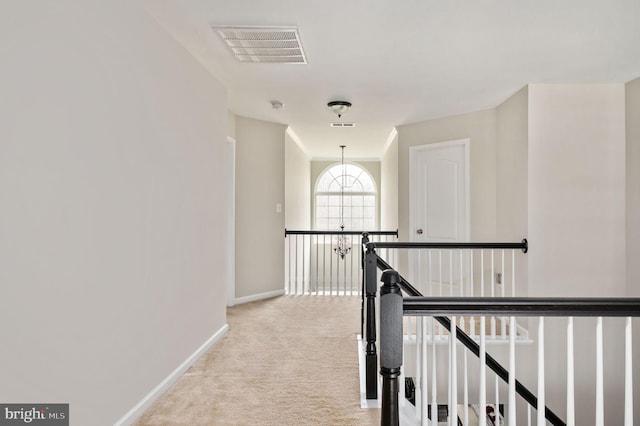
xmin=327 ymin=101 xmax=352 ymax=118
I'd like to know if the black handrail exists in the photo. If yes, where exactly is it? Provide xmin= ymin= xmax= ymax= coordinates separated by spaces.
xmin=368 ymin=241 xmax=569 ymax=426
xmin=285 ymin=229 xmax=399 ymax=236
xmin=367 ymin=238 xmax=528 ymax=252
xmin=377 ymin=256 xmax=565 ymax=424
xmin=404 ymin=297 xmax=640 ymax=317
xmin=377 ymin=267 xmax=566 ymax=426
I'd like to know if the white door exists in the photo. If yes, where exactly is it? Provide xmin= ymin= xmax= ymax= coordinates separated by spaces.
xmin=409 ymin=139 xmax=469 ymax=293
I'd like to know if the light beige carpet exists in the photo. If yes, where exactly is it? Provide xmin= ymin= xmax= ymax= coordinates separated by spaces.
xmin=135 ymin=296 xmax=380 ymax=425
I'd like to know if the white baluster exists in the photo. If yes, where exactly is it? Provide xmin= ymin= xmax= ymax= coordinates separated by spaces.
xmin=314 ymin=235 xmax=318 ymax=294
xmin=422 ymin=317 xmax=429 ymax=425
xmin=439 ymin=250 xmax=443 ymax=338
xmin=537 ymin=317 xmax=545 ymax=426
xmin=448 ymin=320 xmax=452 ymax=425
xmin=509 ymin=316 xmax=516 ymax=425
xmin=432 ymin=317 xmax=438 ymax=426
xmin=501 ymin=250 xmax=506 ymax=339
xmin=322 ymin=234 xmax=326 ymax=294
xmin=449 ymin=250 xmax=453 ymax=297
xmin=439 ymin=250 xmax=443 ymax=297
xmin=459 ymin=250 xmax=464 ymax=297
xmin=287 ymin=235 xmax=292 ymax=294
xmin=490 ymin=249 xmax=495 ymax=298
xmin=428 ymin=250 xmax=433 ymax=297
xmin=354 ymin=235 xmax=358 ymax=292
xmin=567 ymin=317 xmax=575 ymax=426
xmin=329 ymin=236 xmax=333 ymax=296
xmin=451 ymin=316 xmax=458 ymax=426
xmin=625 ymin=317 xmax=633 ymax=426
xmin=463 ymin=349 xmax=469 ymax=426
xmin=407 ymin=316 xmax=414 ymax=341
xmin=495 ymin=375 xmax=499 ymax=425
xmin=416 ymin=316 xmax=422 ymax=419
xmin=501 ymin=250 xmax=505 ymax=297
xmin=480 ymin=250 xmax=485 ymax=297
xmin=511 ymin=249 xmax=515 ymax=297
xmin=480 ymin=316 xmax=487 ymax=426
xmin=596 ymin=317 xmax=604 ymax=426
xmin=417 ymin=249 xmax=423 ymax=294
xmin=470 ymin=251 xmax=475 ymax=338
xmin=303 ymin=234 xmax=307 ymax=294
xmin=294 ymin=235 xmax=299 ymax=294
xmin=491 ymin=250 xmax=496 ymax=339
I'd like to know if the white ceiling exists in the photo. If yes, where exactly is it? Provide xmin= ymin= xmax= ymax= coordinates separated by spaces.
xmin=144 ymin=0 xmax=640 ymax=160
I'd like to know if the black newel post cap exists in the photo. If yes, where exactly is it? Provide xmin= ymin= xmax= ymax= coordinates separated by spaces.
xmin=380 ymin=269 xmax=401 ymax=285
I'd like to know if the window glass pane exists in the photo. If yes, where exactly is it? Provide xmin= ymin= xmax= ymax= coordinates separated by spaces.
xmin=364 ymin=207 xmax=375 ymax=218
xmin=327 ymin=178 xmax=341 ymax=192
xmin=317 ymin=172 xmax=334 ymax=192
xmin=315 ymin=163 xmax=376 ymax=230
xmin=361 ymin=179 xmax=375 ymax=192
xmin=316 ymin=206 xmax=328 ymax=218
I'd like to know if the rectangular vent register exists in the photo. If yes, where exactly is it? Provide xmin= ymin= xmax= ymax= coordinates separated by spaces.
xmin=212 ymin=26 xmax=307 ymax=64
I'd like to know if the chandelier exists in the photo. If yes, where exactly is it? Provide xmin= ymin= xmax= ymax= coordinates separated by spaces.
xmin=333 ymin=145 xmax=352 ymax=259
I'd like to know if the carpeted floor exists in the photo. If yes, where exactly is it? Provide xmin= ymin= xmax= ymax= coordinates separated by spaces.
xmin=135 ymin=296 xmax=380 ymax=425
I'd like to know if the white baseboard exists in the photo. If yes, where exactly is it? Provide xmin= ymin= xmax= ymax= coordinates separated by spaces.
xmin=114 ymin=324 xmax=229 ymax=425
xmin=233 ymin=289 xmax=284 ymax=305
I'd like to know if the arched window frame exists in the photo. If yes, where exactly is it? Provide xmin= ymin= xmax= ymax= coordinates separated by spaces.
xmin=314 ymin=162 xmax=378 ymax=231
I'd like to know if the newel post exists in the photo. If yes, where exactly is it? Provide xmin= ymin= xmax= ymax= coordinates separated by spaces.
xmin=364 ymin=242 xmax=378 ymax=399
xmin=380 ymin=269 xmax=403 ymax=426
xmin=360 ymin=233 xmax=369 ymax=341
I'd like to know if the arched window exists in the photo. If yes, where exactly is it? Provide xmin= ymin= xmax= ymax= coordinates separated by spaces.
xmin=315 ymin=163 xmax=377 ymax=230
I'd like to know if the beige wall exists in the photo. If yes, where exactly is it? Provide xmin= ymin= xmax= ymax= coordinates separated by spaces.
xmin=528 ymin=84 xmax=626 ymax=298
xmin=496 ymin=86 xmax=529 ymax=296
xmin=227 ymin=112 xmax=237 ymax=140
xmin=381 ymin=134 xmax=399 ymax=231
xmin=0 ymin=2 xmax=228 ymax=424
xmin=626 ymin=77 xmax=640 ymax=297
xmin=397 ymin=109 xmax=497 ymax=242
xmin=285 ymin=131 xmax=311 ymax=230
xmin=235 ymin=116 xmax=286 ymax=299
xmin=625 ymin=77 xmax=640 ymax=423
xmin=525 ymin=84 xmax=627 ymax=424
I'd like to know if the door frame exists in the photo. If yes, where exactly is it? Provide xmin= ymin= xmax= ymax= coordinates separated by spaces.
xmin=409 ymin=138 xmax=471 ymax=243
xmin=226 ymin=136 xmax=236 ymax=307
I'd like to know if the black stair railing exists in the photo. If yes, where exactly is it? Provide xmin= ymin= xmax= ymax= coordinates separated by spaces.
xmin=362 ymin=239 xmax=527 ymax=402
xmin=378 ymin=268 xmax=640 ymax=426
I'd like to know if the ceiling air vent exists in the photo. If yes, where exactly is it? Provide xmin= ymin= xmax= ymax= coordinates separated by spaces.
xmin=212 ymin=26 xmax=307 ymax=64
xmin=330 ymin=123 xmax=356 ymax=128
